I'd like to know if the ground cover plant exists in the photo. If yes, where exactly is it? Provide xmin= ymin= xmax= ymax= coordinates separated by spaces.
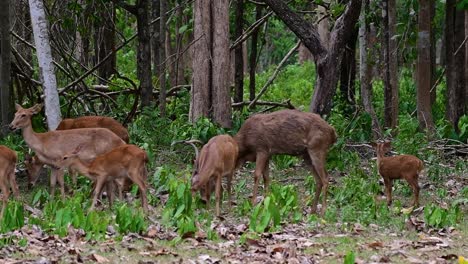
xmin=0 ymin=62 xmax=467 ymax=263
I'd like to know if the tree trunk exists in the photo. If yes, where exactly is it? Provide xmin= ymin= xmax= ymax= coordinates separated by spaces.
xmin=249 ymin=5 xmax=262 ymax=101
xmin=159 ymin=0 xmax=167 ymax=116
xmin=382 ymin=0 xmax=399 ymax=129
xmin=152 ymin=0 xmax=160 ymax=76
xmin=417 ymin=0 xmax=435 ymax=132
xmin=359 ymin=0 xmax=381 ymax=139
xmin=430 ymin=1 xmax=436 ymax=105
xmin=95 ymin=2 xmax=116 ymax=82
xmin=339 ymin=28 xmax=358 ymax=105
xmin=0 ymin=0 xmax=12 ymax=136
xmin=465 ymin=10 xmax=468 ymax=112
xmin=28 ymin=0 xmax=61 ymax=130
xmin=190 ymin=0 xmax=211 ymax=122
xmin=212 ymin=0 xmax=232 ymax=128
xmin=454 ymin=9 xmax=465 ymax=127
xmin=137 ymin=0 xmax=153 ymax=108
xmin=263 ymin=0 xmax=362 ymax=116
xmin=233 ymin=0 xmax=244 ymax=103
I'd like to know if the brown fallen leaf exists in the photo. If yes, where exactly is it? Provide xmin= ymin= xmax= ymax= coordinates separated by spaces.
xmin=90 ymin=253 xmax=110 ymax=263
xmin=366 ymin=241 xmax=384 ymax=249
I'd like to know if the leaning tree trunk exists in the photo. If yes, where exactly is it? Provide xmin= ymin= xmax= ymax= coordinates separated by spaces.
xmin=190 ymin=0 xmax=211 ymax=122
xmin=233 ymin=0 xmax=244 ymax=103
xmin=212 ymin=0 xmax=232 ymax=128
xmin=359 ymin=0 xmax=381 ymax=139
xmin=28 ymin=0 xmax=61 ymax=130
xmin=249 ymin=4 xmax=262 ymax=101
xmin=263 ymin=0 xmax=362 ymax=116
xmin=137 ymin=0 xmax=153 ymax=108
xmin=417 ymin=0 xmax=435 ymax=132
xmin=0 ymin=0 xmax=12 ymax=136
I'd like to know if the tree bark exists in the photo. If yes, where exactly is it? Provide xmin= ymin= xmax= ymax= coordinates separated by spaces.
xmin=445 ymin=0 xmax=456 ymax=128
xmin=0 ymin=0 xmax=12 ymax=136
xmin=159 ymin=0 xmax=167 ymax=116
xmin=136 ymin=0 xmax=153 ymax=108
xmin=212 ymin=0 xmax=232 ymax=128
xmin=190 ymin=0 xmax=211 ymax=122
xmin=339 ymin=28 xmax=358 ymax=105
xmin=94 ymin=2 xmax=116 ymax=82
xmin=263 ymin=0 xmax=362 ymax=116
xmin=28 ymin=0 xmax=61 ymax=130
xmin=359 ymin=0 xmax=381 ymax=139
xmin=233 ymin=0 xmax=244 ymax=103
xmin=152 ymin=0 xmax=160 ymax=76
xmin=382 ymin=0 xmax=399 ymax=129
xmin=249 ymin=5 xmax=262 ymax=101
xmin=417 ymin=0 xmax=435 ymax=132
xmin=454 ymin=9 xmax=465 ymax=128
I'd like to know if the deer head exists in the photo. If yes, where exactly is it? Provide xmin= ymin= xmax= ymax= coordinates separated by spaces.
xmin=9 ymin=104 xmax=43 ymax=130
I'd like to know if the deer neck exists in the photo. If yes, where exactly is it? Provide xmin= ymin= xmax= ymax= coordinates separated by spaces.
xmin=21 ymin=120 xmax=43 ymax=152
xmin=70 ymin=159 xmax=91 ymax=177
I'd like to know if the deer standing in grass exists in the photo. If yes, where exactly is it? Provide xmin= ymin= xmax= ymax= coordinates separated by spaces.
xmin=9 ymin=104 xmax=125 ymax=197
xmin=181 ymin=135 xmax=238 ymax=217
xmin=25 ymin=115 xmax=130 ymax=188
xmin=234 ymin=109 xmax=337 ymax=215
xmin=57 ymin=144 xmax=149 ymax=212
xmin=0 ymin=146 xmax=19 ymax=218
xmin=372 ymin=141 xmax=423 ymax=207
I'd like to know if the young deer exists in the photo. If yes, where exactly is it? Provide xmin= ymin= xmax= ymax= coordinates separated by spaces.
xmin=26 ymin=115 xmax=130 ymax=188
xmin=182 ymin=135 xmax=238 ymax=217
xmin=57 ymin=144 xmax=149 ymax=212
xmin=9 ymin=104 xmax=125 ymax=197
xmin=0 ymin=146 xmax=19 ymax=218
xmin=371 ymin=141 xmax=423 ymax=207
xmin=234 ymin=109 xmax=337 ymax=215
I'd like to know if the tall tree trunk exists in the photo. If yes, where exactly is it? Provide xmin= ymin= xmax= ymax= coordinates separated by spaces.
xmin=455 ymin=10 xmax=465 ymax=127
xmin=152 ymin=0 xmax=160 ymax=76
xmin=190 ymin=0 xmax=211 ymax=122
xmin=465 ymin=10 xmax=468 ymax=113
xmin=263 ymin=0 xmax=362 ymax=116
xmin=159 ymin=0 xmax=167 ymax=116
xmin=212 ymin=0 xmax=232 ymax=128
xmin=430 ymin=1 xmax=436 ymax=105
xmin=359 ymin=0 xmax=381 ymax=139
xmin=0 ymin=0 xmax=12 ymax=136
xmin=339 ymin=28 xmax=358 ymax=105
xmin=233 ymin=0 xmax=244 ymax=103
xmin=249 ymin=5 xmax=262 ymax=101
xmin=382 ymin=0 xmax=399 ymax=129
xmin=95 ymin=2 xmax=116 ymax=82
xmin=417 ymin=0 xmax=435 ymax=132
xmin=137 ymin=0 xmax=153 ymax=108
xmin=28 ymin=0 xmax=61 ymax=130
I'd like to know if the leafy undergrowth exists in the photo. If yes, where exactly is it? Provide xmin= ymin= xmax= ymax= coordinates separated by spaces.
xmin=0 ymin=150 xmax=466 ymax=263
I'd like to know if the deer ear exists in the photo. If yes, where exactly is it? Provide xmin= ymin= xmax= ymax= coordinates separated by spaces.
xmin=15 ymin=103 xmax=23 ymax=111
xmin=31 ymin=104 xmax=43 ymax=114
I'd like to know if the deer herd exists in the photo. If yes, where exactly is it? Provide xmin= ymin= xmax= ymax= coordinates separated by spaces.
xmin=0 ymin=103 xmax=424 ymax=219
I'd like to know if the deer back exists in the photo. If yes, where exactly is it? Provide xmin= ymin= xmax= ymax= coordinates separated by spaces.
xmin=57 ymin=116 xmax=129 ymax=143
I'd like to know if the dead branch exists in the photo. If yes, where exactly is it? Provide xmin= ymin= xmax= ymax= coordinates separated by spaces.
xmin=233 ymin=99 xmax=295 ymax=110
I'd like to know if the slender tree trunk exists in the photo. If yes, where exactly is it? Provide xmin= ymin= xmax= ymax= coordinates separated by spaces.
xmin=417 ymin=0 xmax=435 ymax=132
xmin=430 ymin=1 xmax=436 ymax=104
xmin=137 ymin=0 xmax=153 ymax=108
xmin=465 ymin=10 xmax=468 ymax=112
xmin=159 ymin=0 xmax=167 ymax=116
xmin=152 ymin=0 xmax=160 ymax=76
xmin=455 ymin=10 xmax=465 ymax=127
xmin=234 ymin=0 xmax=244 ymax=103
xmin=190 ymin=0 xmax=211 ymax=122
xmin=446 ymin=0 xmax=456 ymax=127
xmin=28 ymin=0 xmax=61 ymax=130
xmin=0 ymin=0 xmax=12 ymax=135
xmin=382 ymin=0 xmax=398 ymax=129
xmin=249 ymin=5 xmax=262 ymax=101
xmin=212 ymin=0 xmax=232 ymax=128
xmin=359 ymin=0 xmax=381 ymax=139
xmin=339 ymin=28 xmax=358 ymax=105
xmin=95 ymin=2 xmax=116 ymax=82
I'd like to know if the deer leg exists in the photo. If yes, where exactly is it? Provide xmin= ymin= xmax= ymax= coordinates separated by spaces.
xmin=406 ymin=175 xmax=420 ymax=207
xmin=54 ymin=169 xmax=66 ymax=198
xmin=226 ymin=172 xmax=233 ymax=209
xmin=0 ymin=178 xmax=9 ymax=218
xmin=252 ymin=153 xmax=269 ymax=205
xmin=308 ymin=151 xmax=329 ymax=215
xmin=131 ymin=176 xmax=148 ymax=212
xmin=107 ymin=181 xmax=115 ymax=209
xmin=215 ymin=175 xmax=222 ymax=217
xmin=9 ymin=169 xmax=19 ymax=198
xmin=384 ymin=179 xmax=393 ymax=206
xmin=90 ymin=178 xmax=105 ymax=211
xmin=263 ymin=158 xmax=270 ymax=193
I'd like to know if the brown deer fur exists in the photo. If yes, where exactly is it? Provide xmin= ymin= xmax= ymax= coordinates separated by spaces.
xmin=26 ymin=115 xmax=130 ymax=187
xmin=372 ymin=142 xmax=423 ymax=207
xmin=58 ymin=144 xmax=149 ymax=212
xmin=234 ymin=109 xmax=337 ymax=214
xmin=9 ymin=104 xmax=125 ymax=197
xmin=189 ymin=135 xmax=238 ymax=217
xmin=0 ymin=146 xmax=19 ymax=218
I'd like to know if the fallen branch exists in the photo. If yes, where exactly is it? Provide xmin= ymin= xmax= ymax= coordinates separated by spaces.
xmin=233 ymin=99 xmax=295 ymax=109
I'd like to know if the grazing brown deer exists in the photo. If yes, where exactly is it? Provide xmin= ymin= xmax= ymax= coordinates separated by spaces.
xmin=0 ymin=146 xmax=19 ymax=218
xmin=371 ymin=141 xmax=423 ymax=207
xmin=234 ymin=109 xmax=337 ymax=215
xmin=57 ymin=144 xmax=149 ymax=212
xmin=25 ymin=115 xmax=130 ymax=188
xmin=9 ymin=104 xmax=125 ymax=197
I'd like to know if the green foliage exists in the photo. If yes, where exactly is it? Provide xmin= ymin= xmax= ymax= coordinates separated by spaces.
xmin=1 ymin=201 xmax=25 ymax=233
xmin=344 ymin=251 xmax=356 ymax=264
xmin=116 ymin=204 xmax=147 ymax=234
xmin=424 ymin=203 xmax=462 ymax=228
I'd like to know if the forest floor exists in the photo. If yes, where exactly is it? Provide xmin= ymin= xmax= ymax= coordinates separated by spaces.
xmin=0 ymin=154 xmax=467 ymax=264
